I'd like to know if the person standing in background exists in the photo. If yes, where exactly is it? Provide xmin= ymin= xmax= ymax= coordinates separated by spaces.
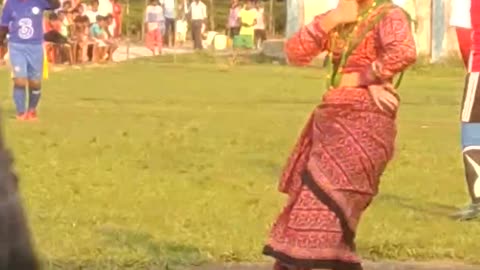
xmin=112 ymin=0 xmax=122 ymax=37
xmin=227 ymin=0 xmax=240 ymax=40
xmin=253 ymin=0 xmax=266 ymax=49
xmin=160 ymin=0 xmax=176 ymax=47
xmin=175 ymin=2 xmax=188 ymax=46
xmin=145 ymin=0 xmax=164 ymax=55
xmin=233 ymin=0 xmax=256 ymax=50
xmin=450 ymin=0 xmax=471 ymax=68
xmin=189 ymin=0 xmax=207 ymax=50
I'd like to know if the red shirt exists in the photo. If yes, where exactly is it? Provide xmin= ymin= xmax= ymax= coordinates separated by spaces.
xmin=113 ymin=3 xmax=121 ymax=16
xmin=470 ymin=0 xmax=480 ymax=71
xmin=45 ymin=20 xmax=61 ymax=32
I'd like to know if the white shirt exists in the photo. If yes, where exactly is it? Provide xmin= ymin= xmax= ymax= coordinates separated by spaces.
xmin=450 ymin=0 xmax=471 ymax=29
xmin=190 ymin=1 xmax=207 ymax=20
xmin=98 ymin=0 xmax=113 ymax=16
xmin=108 ymin=20 xmax=116 ymax=36
xmin=145 ymin=5 xmax=164 ymax=31
xmin=85 ymin=9 xmax=99 ymax=23
xmin=159 ymin=0 xmax=174 ymax=9
xmin=159 ymin=0 xmax=176 ymax=18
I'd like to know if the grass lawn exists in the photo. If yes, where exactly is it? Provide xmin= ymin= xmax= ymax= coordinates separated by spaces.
xmin=0 ymin=57 xmax=478 ymax=269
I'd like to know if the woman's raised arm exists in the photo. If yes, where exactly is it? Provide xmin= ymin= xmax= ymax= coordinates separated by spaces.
xmin=284 ymin=11 xmax=343 ymax=66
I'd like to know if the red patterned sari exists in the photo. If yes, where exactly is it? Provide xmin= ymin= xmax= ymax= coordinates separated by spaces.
xmin=263 ymin=4 xmax=416 ymax=270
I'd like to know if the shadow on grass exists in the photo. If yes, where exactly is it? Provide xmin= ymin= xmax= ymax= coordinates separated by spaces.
xmin=43 ymin=260 xmax=171 ymax=270
xmin=378 ymin=193 xmax=458 ymax=217
xmin=42 ymin=227 xmax=206 ymax=270
xmin=77 ymin=96 xmax=317 ymax=108
xmin=130 ymin=51 xmax=287 ymax=66
xmin=2 ymin=108 xmax=21 ymax=119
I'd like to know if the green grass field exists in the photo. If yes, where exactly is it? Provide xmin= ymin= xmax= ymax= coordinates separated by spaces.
xmin=1 ymin=57 xmax=479 ymax=269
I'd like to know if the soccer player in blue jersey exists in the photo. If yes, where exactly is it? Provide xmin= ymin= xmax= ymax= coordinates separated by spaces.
xmin=0 ymin=0 xmax=60 ymax=120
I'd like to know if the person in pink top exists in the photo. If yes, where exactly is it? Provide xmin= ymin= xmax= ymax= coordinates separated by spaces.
xmin=227 ymin=0 xmax=241 ymax=39
xmin=253 ymin=0 xmax=266 ymax=49
xmin=144 ymin=0 xmax=164 ymax=55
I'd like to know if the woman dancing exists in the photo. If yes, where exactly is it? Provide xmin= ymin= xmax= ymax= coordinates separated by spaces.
xmin=262 ymin=0 xmax=416 ymax=269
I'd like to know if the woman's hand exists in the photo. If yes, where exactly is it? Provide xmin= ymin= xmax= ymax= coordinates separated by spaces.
xmin=331 ymin=0 xmax=359 ymax=24
xmin=321 ymin=0 xmax=359 ymax=33
xmin=368 ymin=83 xmax=399 ymax=111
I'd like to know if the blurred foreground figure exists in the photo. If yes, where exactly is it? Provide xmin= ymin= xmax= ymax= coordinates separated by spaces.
xmin=454 ymin=0 xmax=480 ymax=221
xmin=0 ymin=115 xmax=39 ymax=269
xmin=262 ymin=0 xmax=416 ymax=269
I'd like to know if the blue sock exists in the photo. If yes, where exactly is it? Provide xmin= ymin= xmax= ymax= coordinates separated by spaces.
xmin=28 ymin=89 xmax=41 ymax=111
xmin=13 ymin=86 xmax=26 ymax=115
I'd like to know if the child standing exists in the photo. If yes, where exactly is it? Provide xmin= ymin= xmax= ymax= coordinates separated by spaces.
xmin=175 ymin=4 xmax=187 ymax=47
xmin=144 ymin=0 xmax=164 ymax=55
xmin=175 ymin=18 xmax=187 ymax=46
xmin=253 ymin=1 xmax=266 ymax=49
xmin=227 ymin=0 xmax=241 ymax=39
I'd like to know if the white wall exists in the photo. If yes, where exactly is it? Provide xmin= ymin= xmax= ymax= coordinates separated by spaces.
xmin=303 ymin=0 xmax=337 ymax=25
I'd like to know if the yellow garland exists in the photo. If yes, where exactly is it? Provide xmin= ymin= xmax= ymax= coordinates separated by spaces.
xmin=325 ymin=1 xmax=392 ymax=89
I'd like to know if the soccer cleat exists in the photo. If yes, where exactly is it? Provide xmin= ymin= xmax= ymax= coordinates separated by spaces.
xmin=26 ymin=110 xmax=37 ymax=121
xmin=16 ymin=113 xmax=28 ymax=121
xmin=450 ymin=203 xmax=480 ymax=221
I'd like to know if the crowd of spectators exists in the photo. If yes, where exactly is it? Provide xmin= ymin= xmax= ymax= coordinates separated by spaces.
xmin=0 ymin=0 xmax=269 ymax=65
xmin=43 ymin=0 xmax=122 ymax=64
xmin=144 ymin=0 xmax=268 ymax=53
